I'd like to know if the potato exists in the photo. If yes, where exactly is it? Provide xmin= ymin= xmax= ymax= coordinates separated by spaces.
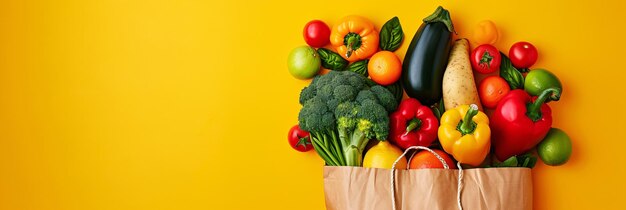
xmin=442 ymin=39 xmax=483 ymax=111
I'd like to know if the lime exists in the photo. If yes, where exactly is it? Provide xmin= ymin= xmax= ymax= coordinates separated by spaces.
xmin=524 ymin=69 xmax=562 ymax=96
xmin=537 ymin=128 xmax=572 ymax=166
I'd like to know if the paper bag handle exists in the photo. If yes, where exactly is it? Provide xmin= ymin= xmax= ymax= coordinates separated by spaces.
xmin=389 ymin=146 xmax=464 ymax=210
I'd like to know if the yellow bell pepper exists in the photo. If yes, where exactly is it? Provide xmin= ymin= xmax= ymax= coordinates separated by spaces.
xmin=438 ymin=104 xmax=490 ymax=166
xmin=330 ymin=15 xmax=379 ymax=62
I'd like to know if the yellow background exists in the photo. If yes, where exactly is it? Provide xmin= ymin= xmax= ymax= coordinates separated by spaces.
xmin=1 ymin=0 xmax=625 ymax=209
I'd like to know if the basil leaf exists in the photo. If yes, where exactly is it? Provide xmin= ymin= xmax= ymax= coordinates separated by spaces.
xmin=500 ymin=156 xmax=519 ymax=167
xmin=517 ymin=153 xmax=538 ymax=168
xmin=345 ymin=59 xmax=368 ymax=76
xmin=499 ymin=52 xmax=525 ymax=89
xmin=317 ymin=48 xmax=348 ymax=71
xmin=379 ymin=17 xmax=404 ymax=51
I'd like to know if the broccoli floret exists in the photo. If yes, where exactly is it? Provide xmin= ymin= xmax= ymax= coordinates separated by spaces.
xmin=318 ymin=84 xmax=334 ymax=98
xmin=333 ymin=85 xmax=357 ymax=103
xmin=356 ymin=89 xmax=378 ymax=104
xmin=298 ymin=96 xmax=333 ymax=132
xmin=297 ymin=70 xmax=397 ymax=166
xmin=299 ymin=86 xmax=316 ymax=105
xmin=359 ymin=99 xmax=390 ymax=141
xmin=370 ymin=85 xmax=398 ymax=113
xmin=335 ymin=102 xmax=359 ymax=130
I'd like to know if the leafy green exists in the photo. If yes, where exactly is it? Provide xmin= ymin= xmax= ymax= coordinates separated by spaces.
xmin=345 ymin=60 xmax=368 ymax=77
xmin=379 ymin=17 xmax=404 ymax=51
xmin=499 ymin=52 xmax=525 ymax=89
xmin=492 ymin=153 xmax=538 ymax=168
xmin=317 ymin=48 xmax=348 ymax=71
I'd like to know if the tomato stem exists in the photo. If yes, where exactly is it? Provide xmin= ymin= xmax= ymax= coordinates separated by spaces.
xmin=296 ymin=136 xmax=311 ymax=148
xmin=480 ymin=51 xmax=493 ymax=69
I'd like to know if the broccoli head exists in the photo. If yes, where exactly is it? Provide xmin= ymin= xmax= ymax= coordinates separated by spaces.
xmin=297 ymin=70 xmax=399 ymax=166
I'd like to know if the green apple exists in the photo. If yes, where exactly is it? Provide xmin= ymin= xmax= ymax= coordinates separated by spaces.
xmin=288 ymin=46 xmax=321 ymax=79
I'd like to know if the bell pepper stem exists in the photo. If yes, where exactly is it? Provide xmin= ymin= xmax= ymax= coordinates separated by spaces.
xmin=526 ymin=88 xmax=561 ymax=122
xmin=404 ymin=118 xmax=422 ymax=135
xmin=459 ymin=104 xmax=479 ymax=135
xmin=423 ymin=6 xmax=456 ymax=34
xmin=343 ymin=33 xmax=362 ymax=58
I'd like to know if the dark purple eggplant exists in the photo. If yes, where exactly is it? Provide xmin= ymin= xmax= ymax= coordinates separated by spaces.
xmin=401 ymin=6 xmax=455 ymax=106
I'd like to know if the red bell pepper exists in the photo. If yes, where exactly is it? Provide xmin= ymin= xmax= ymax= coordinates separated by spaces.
xmin=389 ymin=98 xmax=438 ymax=150
xmin=491 ymin=88 xmax=561 ymax=161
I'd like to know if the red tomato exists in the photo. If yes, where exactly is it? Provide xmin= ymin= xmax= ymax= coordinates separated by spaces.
xmin=471 ymin=44 xmax=501 ymax=74
xmin=479 ymin=76 xmax=511 ymax=109
xmin=509 ymin=42 xmax=538 ymax=69
xmin=303 ymin=20 xmax=331 ymax=48
xmin=288 ymin=125 xmax=313 ymax=152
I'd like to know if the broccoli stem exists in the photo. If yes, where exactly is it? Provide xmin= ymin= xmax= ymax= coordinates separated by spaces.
xmin=337 ymin=127 xmax=350 ymax=151
xmin=344 ymin=145 xmax=361 ymax=167
xmin=343 ymin=129 xmax=368 ymax=166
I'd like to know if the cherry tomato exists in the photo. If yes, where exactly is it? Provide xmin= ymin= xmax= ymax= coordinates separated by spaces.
xmin=472 ymin=20 xmax=499 ymax=45
xmin=471 ymin=44 xmax=501 ymax=74
xmin=478 ymin=76 xmax=510 ymax=109
xmin=288 ymin=125 xmax=312 ymax=152
xmin=303 ymin=20 xmax=331 ymax=48
xmin=509 ymin=42 xmax=538 ymax=69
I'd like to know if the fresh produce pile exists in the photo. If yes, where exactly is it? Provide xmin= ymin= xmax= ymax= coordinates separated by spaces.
xmin=287 ymin=6 xmax=572 ymax=169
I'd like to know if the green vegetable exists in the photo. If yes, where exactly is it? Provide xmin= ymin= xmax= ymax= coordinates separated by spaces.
xmin=345 ymin=60 xmax=368 ymax=77
xmin=298 ymin=71 xmax=398 ymax=166
xmin=379 ymin=16 xmax=404 ymax=51
xmin=317 ymin=48 xmax=348 ymax=71
xmin=499 ymin=52 xmax=525 ymax=89
xmin=384 ymin=81 xmax=403 ymax=104
xmin=492 ymin=153 xmax=537 ymax=168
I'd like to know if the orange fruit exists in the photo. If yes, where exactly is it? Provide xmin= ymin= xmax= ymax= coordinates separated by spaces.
xmin=479 ymin=76 xmax=511 ymax=109
xmin=409 ymin=149 xmax=456 ymax=169
xmin=363 ymin=141 xmax=406 ymax=169
xmin=472 ymin=20 xmax=499 ymax=45
xmin=368 ymin=51 xmax=402 ymax=85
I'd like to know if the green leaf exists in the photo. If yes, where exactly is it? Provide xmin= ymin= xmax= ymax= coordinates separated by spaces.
xmin=430 ymin=99 xmax=445 ymax=121
xmin=317 ymin=48 xmax=348 ymax=71
xmin=500 ymin=156 xmax=519 ymax=167
xmin=517 ymin=153 xmax=538 ymax=168
xmin=379 ymin=17 xmax=404 ymax=51
xmin=345 ymin=59 xmax=368 ymax=76
xmin=499 ymin=52 xmax=525 ymax=89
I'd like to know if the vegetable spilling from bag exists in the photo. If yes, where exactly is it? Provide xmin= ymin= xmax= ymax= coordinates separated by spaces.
xmin=285 ymin=7 xmax=574 ymax=209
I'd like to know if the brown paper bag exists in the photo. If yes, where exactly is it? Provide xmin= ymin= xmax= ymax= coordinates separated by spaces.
xmin=323 ymin=147 xmax=532 ymax=210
